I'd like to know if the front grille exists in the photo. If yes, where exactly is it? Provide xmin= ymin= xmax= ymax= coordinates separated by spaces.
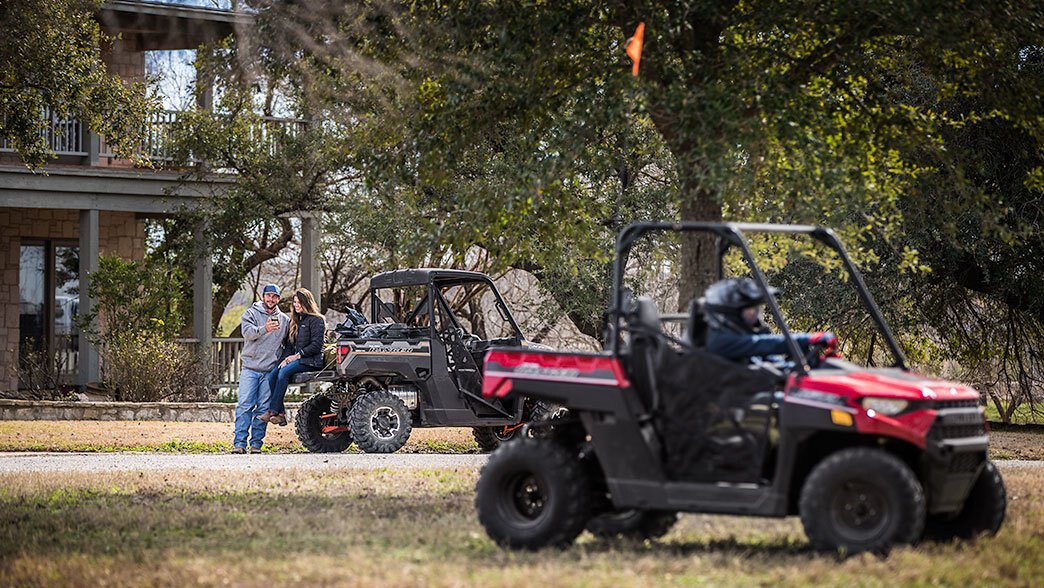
xmin=928 ymin=411 xmax=986 ymax=441
xmin=948 ymin=452 xmax=985 ymax=473
xmin=931 ymin=423 xmax=986 ymax=439
xmin=932 ymin=399 xmax=981 ymax=410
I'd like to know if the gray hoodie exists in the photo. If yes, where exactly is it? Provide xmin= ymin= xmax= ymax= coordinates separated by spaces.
xmin=240 ymin=301 xmax=289 ymax=372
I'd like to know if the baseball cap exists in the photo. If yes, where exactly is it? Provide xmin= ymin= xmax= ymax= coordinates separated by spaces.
xmin=262 ymin=284 xmax=280 ymax=296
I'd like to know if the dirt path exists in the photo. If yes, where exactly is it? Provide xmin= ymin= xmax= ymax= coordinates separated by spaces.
xmin=0 ymin=452 xmax=1039 ymax=474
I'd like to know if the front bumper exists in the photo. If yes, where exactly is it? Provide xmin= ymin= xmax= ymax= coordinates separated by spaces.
xmin=922 ymin=402 xmax=988 ymax=514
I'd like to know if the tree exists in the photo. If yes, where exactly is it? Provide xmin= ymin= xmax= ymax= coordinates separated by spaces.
xmin=248 ymin=2 xmax=1040 ymax=301
xmin=166 ymin=1 xmax=1044 ymax=418
xmin=0 ymin=0 xmax=152 ymax=168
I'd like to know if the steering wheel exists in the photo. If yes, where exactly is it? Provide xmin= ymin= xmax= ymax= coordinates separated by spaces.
xmin=804 ymin=334 xmax=839 ymax=368
xmin=456 ymin=328 xmax=481 ymax=347
xmin=805 ymin=342 xmax=827 ymax=368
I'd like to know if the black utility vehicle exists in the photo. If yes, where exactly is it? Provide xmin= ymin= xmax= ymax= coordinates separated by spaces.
xmin=475 ymin=222 xmax=1005 ymax=554
xmin=293 ymin=269 xmax=550 ymax=454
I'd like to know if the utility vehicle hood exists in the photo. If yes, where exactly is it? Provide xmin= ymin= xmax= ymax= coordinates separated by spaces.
xmin=796 ymin=365 xmax=980 ymax=403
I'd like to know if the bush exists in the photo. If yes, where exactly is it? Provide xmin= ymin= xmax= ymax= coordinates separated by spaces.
xmin=78 ymin=256 xmax=212 ymax=401
xmin=15 ymin=341 xmax=76 ymax=401
xmin=77 ymin=256 xmax=186 ymax=341
xmin=100 ymin=332 xmax=211 ymax=402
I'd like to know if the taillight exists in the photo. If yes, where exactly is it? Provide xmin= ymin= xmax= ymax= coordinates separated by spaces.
xmin=337 ymin=345 xmax=351 ymax=363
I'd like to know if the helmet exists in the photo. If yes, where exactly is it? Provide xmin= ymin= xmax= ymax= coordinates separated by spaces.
xmin=702 ymin=278 xmax=778 ymax=333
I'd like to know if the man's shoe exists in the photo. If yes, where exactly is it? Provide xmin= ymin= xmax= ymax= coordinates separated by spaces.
xmin=231 ymin=446 xmax=246 ymax=454
xmin=273 ymin=413 xmax=288 ymax=426
xmin=257 ymin=411 xmax=274 ymax=423
xmin=248 ymin=446 xmax=263 ymax=454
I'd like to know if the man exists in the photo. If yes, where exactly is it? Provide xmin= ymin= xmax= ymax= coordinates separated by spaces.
xmin=232 ymin=284 xmax=288 ymax=454
xmin=703 ymin=277 xmax=836 ymax=365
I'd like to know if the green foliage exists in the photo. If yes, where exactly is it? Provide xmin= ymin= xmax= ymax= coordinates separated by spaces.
xmin=165 ymin=1 xmax=1044 ymax=412
xmin=98 ymin=331 xmax=210 ymax=402
xmin=74 ymin=256 xmax=206 ymax=401
xmin=0 ymin=0 xmax=154 ymax=168
xmin=77 ymin=256 xmax=185 ymax=342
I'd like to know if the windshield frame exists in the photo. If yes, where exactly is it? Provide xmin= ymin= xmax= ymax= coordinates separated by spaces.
xmin=609 ymin=221 xmax=907 ymax=374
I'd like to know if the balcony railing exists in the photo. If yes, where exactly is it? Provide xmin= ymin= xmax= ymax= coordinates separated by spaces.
xmin=0 ymin=108 xmax=85 ymax=155
xmin=1 ymin=109 xmax=306 ymax=163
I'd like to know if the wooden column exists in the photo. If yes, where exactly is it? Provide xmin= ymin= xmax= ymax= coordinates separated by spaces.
xmin=193 ymin=222 xmax=213 ymax=354
xmin=300 ymin=214 xmax=321 ymax=310
xmin=78 ymin=209 xmax=99 ymax=387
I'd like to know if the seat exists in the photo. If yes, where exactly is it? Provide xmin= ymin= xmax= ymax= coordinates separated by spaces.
xmin=628 ymin=296 xmax=665 ymax=416
xmin=634 ymin=296 xmax=662 ymax=334
xmin=685 ymin=298 xmax=708 ymax=347
xmin=290 ymin=370 xmax=336 ymax=384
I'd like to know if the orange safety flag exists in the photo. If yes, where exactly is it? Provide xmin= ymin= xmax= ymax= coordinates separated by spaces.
xmin=625 ymin=22 xmax=645 ymax=76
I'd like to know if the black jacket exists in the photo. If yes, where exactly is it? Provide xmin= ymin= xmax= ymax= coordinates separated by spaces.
xmin=283 ymin=314 xmax=326 ymax=368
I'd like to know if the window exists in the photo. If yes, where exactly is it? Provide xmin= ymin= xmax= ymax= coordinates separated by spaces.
xmin=18 ymin=241 xmax=79 ymax=387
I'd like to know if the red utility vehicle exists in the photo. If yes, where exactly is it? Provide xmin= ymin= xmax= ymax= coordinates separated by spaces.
xmin=474 ymin=222 xmax=1005 ymax=554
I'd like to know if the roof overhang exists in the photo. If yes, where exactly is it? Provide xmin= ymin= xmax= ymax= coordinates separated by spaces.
xmin=0 ymin=165 xmax=232 ymax=214
xmin=98 ymin=1 xmax=252 ymax=51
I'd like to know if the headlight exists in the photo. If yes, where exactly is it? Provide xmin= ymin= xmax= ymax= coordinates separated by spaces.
xmin=861 ymin=397 xmax=909 ymax=416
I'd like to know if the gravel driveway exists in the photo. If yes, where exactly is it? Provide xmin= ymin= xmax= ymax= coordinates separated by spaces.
xmin=0 ymin=452 xmax=1039 ymax=474
xmin=0 ymin=452 xmax=488 ymax=473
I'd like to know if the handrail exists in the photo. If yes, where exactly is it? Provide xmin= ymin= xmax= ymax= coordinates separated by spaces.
xmin=3 ymin=109 xmax=307 ymax=163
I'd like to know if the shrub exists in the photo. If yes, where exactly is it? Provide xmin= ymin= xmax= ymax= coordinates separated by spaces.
xmin=15 ymin=341 xmax=76 ymax=401
xmin=76 ymin=256 xmax=186 ymax=342
xmin=78 ymin=256 xmax=211 ymax=401
xmin=99 ymin=332 xmax=211 ymax=402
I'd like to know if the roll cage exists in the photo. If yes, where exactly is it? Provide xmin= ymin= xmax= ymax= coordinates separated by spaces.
xmin=607 ymin=222 xmax=907 ymax=375
xmin=368 ymin=270 xmax=525 ymax=342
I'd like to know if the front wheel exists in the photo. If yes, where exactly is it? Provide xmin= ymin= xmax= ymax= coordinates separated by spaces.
xmin=294 ymin=393 xmax=353 ymax=453
xmin=586 ymin=509 xmax=678 ymax=541
xmin=799 ymin=448 xmax=925 ymax=555
xmin=349 ymin=390 xmax=413 ymax=454
xmin=475 ymin=438 xmax=590 ymax=550
xmin=922 ymin=460 xmax=1006 ymax=542
xmin=472 ymin=426 xmax=521 ymax=453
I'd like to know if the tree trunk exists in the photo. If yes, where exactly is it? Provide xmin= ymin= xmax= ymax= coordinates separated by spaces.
xmin=677 ymin=173 xmax=723 ymax=310
xmin=989 ymin=392 xmax=1011 ymax=424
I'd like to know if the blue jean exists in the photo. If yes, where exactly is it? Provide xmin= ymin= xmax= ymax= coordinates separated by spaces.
xmin=233 ymin=368 xmax=277 ymax=449
xmin=268 ymin=359 xmax=312 ymax=414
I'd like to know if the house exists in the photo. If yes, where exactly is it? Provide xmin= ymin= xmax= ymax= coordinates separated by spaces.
xmin=0 ymin=1 xmax=322 ymax=394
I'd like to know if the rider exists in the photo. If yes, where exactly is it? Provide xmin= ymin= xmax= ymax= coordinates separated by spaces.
xmin=703 ymin=277 xmax=837 ymax=365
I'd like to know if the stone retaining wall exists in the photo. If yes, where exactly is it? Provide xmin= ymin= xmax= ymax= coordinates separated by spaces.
xmin=0 ymin=399 xmax=301 ymax=423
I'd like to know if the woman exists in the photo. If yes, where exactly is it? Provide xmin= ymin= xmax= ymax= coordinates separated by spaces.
xmin=260 ymin=288 xmax=326 ymax=426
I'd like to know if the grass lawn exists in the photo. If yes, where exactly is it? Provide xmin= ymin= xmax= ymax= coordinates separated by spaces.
xmin=0 ymin=466 xmax=1041 ymax=587
xmin=1 ymin=420 xmax=1041 ymax=459
xmin=0 ymin=421 xmax=481 ymax=454
xmin=985 ymin=403 xmax=1044 ymax=425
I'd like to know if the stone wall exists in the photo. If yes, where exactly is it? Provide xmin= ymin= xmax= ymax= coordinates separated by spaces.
xmin=0 ymin=208 xmax=146 ymax=393
xmin=0 ymin=399 xmax=302 ymax=423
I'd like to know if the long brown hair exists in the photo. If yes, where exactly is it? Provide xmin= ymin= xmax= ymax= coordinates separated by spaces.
xmin=288 ymin=288 xmax=324 ymax=342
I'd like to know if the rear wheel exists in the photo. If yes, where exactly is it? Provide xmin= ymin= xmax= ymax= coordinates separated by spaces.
xmin=350 ymin=390 xmax=412 ymax=454
xmin=922 ymin=460 xmax=1006 ymax=542
xmin=475 ymin=438 xmax=590 ymax=549
xmin=799 ymin=448 xmax=925 ymax=554
xmin=294 ymin=394 xmax=353 ymax=453
xmin=586 ymin=509 xmax=678 ymax=541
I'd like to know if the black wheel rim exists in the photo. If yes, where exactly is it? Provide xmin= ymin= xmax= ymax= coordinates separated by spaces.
xmin=830 ymin=479 xmax=889 ymax=542
xmin=494 ymin=428 xmax=515 ymax=442
xmin=500 ymin=472 xmax=548 ymax=526
xmin=371 ymin=406 xmax=400 ymax=440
